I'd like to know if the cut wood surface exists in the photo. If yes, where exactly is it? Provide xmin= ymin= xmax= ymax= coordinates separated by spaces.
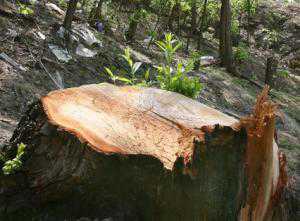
xmin=0 ymin=83 xmax=288 ymax=221
xmin=42 ymin=83 xmax=237 ymax=169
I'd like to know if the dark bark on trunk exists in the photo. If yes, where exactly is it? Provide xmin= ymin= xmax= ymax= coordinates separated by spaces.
xmin=125 ymin=11 xmax=139 ymax=41
xmin=197 ymin=0 xmax=208 ymax=50
xmin=89 ymin=0 xmax=105 ymax=28
xmin=168 ymin=1 xmax=179 ymax=32
xmin=265 ymin=56 xmax=278 ymax=88
xmin=219 ymin=0 xmax=234 ymax=73
xmin=186 ymin=0 xmax=197 ymax=53
xmin=191 ymin=0 xmax=197 ymax=35
xmin=95 ymin=0 xmax=104 ymax=20
xmin=63 ymin=0 xmax=79 ymax=31
xmin=246 ymin=0 xmax=251 ymax=45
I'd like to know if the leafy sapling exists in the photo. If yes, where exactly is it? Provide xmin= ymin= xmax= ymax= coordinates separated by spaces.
xmin=155 ymin=33 xmax=202 ymax=98
xmin=18 ymin=3 xmax=34 ymax=15
xmin=104 ymin=47 xmax=146 ymax=85
xmin=2 ymin=143 xmax=27 ymax=175
xmin=156 ymin=33 xmax=182 ymax=65
xmin=122 ymin=48 xmax=142 ymax=81
xmin=104 ymin=67 xmax=133 ymax=85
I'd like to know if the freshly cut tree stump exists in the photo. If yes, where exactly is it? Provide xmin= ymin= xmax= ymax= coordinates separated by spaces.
xmin=0 ymin=83 xmax=288 ymax=221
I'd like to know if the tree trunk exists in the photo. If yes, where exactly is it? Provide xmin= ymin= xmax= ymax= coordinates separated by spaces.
xmin=63 ymin=0 xmax=79 ymax=31
xmin=219 ymin=0 xmax=234 ymax=73
xmin=265 ymin=56 xmax=278 ymax=88
xmin=168 ymin=1 xmax=180 ymax=32
xmin=125 ymin=8 xmax=141 ymax=41
xmin=95 ymin=0 xmax=104 ymax=20
xmin=89 ymin=0 xmax=104 ymax=27
xmin=197 ymin=0 xmax=208 ymax=50
xmin=191 ymin=0 xmax=197 ymax=35
xmin=0 ymin=84 xmax=288 ymax=220
xmin=186 ymin=0 xmax=198 ymax=53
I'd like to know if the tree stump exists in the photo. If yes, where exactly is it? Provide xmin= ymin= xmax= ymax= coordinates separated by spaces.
xmin=0 ymin=83 xmax=287 ymax=220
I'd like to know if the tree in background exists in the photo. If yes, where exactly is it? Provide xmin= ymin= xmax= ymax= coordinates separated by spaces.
xmin=219 ymin=0 xmax=234 ymax=73
xmin=125 ymin=7 xmax=143 ymax=41
xmin=168 ymin=0 xmax=180 ymax=33
xmin=63 ymin=0 xmax=79 ymax=30
xmin=196 ymin=0 xmax=208 ymax=50
xmin=89 ymin=0 xmax=104 ymax=24
xmin=190 ymin=0 xmax=198 ymax=36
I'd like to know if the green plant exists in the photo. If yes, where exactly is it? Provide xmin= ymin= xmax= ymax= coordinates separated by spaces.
xmin=104 ymin=67 xmax=133 ymax=85
xmin=276 ymin=69 xmax=290 ymax=78
xmin=18 ymin=3 xmax=34 ymax=15
xmin=156 ymin=33 xmax=182 ymax=65
xmin=231 ymin=19 xmax=240 ymax=36
xmin=59 ymin=0 xmax=68 ymax=9
xmin=155 ymin=33 xmax=202 ymax=98
xmin=122 ymin=48 xmax=142 ymax=80
xmin=104 ymin=47 xmax=150 ymax=86
xmin=2 ymin=143 xmax=26 ymax=175
xmin=135 ymin=69 xmax=151 ymax=87
xmin=206 ymin=1 xmax=221 ymax=25
xmin=234 ymin=43 xmax=249 ymax=62
xmin=261 ymin=28 xmax=281 ymax=48
xmin=191 ymin=51 xmax=203 ymax=70
xmin=233 ymin=78 xmax=249 ymax=88
xmin=0 ymin=152 xmax=5 ymax=162
xmin=157 ymin=61 xmax=202 ymax=98
xmin=243 ymin=0 xmax=258 ymax=16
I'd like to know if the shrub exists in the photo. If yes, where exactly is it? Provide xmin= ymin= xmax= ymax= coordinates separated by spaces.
xmin=276 ymin=69 xmax=289 ymax=78
xmin=156 ymin=33 xmax=182 ymax=65
xmin=234 ymin=43 xmax=249 ymax=63
xmin=104 ymin=47 xmax=150 ymax=86
xmin=18 ymin=4 xmax=34 ymax=15
xmin=104 ymin=34 xmax=202 ymax=99
xmin=157 ymin=61 xmax=202 ymax=98
xmin=155 ymin=34 xmax=202 ymax=98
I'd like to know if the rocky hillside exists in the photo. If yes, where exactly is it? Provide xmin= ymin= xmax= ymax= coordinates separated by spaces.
xmin=0 ymin=1 xmax=299 ymax=218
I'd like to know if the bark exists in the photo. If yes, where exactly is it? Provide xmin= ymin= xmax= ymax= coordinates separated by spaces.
xmin=265 ymin=56 xmax=278 ymax=88
xmin=125 ymin=8 xmax=141 ymax=41
xmin=191 ymin=0 xmax=197 ymax=35
xmin=197 ymin=0 xmax=208 ymax=50
xmin=63 ymin=0 xmax=79 ymax=31
xmin=186 ymin=0 xmax=198 ymax=53
xmin=219 ymin=0 xmax=234 ymax=73
xmin=0 ymin=84 xmax=288 ymax=220
xmin=89 ymin=0 xmax=104 ymax=28
xmin=168 ymin=1 xmax=180 ymax=32
xmin=95 ymin=0 xmax=104 ymax=20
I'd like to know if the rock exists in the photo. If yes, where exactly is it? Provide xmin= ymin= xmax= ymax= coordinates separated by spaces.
xmin=48 ymin=44 xmax=72 ymax=63
xmin=76 ymin=44 xmax=97 ymax=58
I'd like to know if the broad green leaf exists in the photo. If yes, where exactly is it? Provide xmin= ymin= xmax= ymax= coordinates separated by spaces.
xmin=144 ymin=69 xmax=150 ymax=80
xmin=116 ymin=76 xmax=132 ymax=84
xmin=105 ymin=67 xmax=114 ymax=78
xmin=132 ymin=62 xmax=142 ymax=75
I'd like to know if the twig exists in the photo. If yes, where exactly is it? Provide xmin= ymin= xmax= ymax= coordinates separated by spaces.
xmin=24 ymin=40 xmax=62 ymax=89
xmin=41 ymin=57 xmax=73 ymax=75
